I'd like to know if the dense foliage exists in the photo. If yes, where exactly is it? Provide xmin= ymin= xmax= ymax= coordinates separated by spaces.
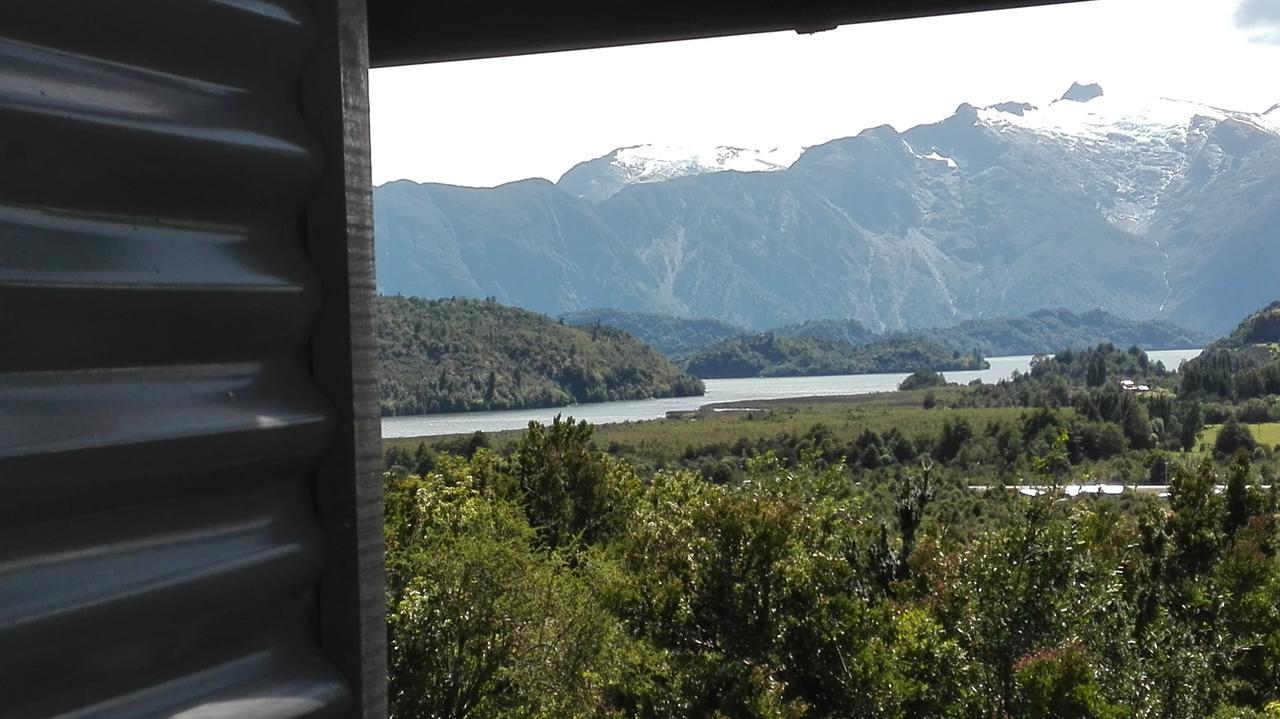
xmin=387 ymin=414 xmax=1280 ymax=718
xmin=1182 ymin=302 xmax=1280 ymax=407
xmin=773 ymin=318 xmax=877 ymax=347
xmin=376 ymin=297 xmax=703 ymax=415
xmin=912 ymin=308 xmax=1208 ymax=357
xmin=683 ymin=333 xmax=987 ymax=379
xmin=575 ymin=307 xmax=1206 ymax=362
xmin=561 ymin=309 xmax=745 ymax=359
xmin=899 ymin=369 xmax=948 ymax=391
xmin=1224 ymin=302 xmax=1280 ymax=348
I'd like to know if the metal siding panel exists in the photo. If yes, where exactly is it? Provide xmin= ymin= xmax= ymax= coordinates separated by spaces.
xmin=0 ymin=0 xmax=373 ymax=716
xmin=298 ymin=0 xmax=387 ymax=715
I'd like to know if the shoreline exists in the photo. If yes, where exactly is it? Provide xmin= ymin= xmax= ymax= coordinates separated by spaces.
xmin=382 ymin=349 xmax=1204 ymax=441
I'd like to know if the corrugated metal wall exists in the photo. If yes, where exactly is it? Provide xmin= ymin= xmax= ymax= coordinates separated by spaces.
xmin=0 ymin=1 xmax=378 ymax=716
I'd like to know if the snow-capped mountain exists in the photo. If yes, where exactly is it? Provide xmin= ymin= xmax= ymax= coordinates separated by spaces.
xmin=376 ymin=84 xmax=1280 ymax=334
xmin=974 ymin=85 xmax=1280 ymax=232
xmin=557 ymin=144 xmax=802 ymax=201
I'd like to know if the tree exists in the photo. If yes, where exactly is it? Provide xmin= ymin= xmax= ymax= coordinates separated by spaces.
xmin=1167 ymin=458 xmax=1224 ymax=581
xmin=935 ymin=417 xmax=973 ymax=463
xmin=512 ymin=415 xmax=612 ymax=550
xmin=485 ymin=369 xmax=497 ymax=403
xmin=900 ymin=369 xmax=946 ymax=391
xmin=1179 ymin=401 xmax=1205 ymax=452
xmin=385 ymin=464 xmax=619 ymax=719
xmin=1223 ymin=451 xmax=1256 ymax=538
xmin=1014 ymin=644 xmax=1126 ymax=719
xmin=412 ymin=441 xmax=438 ymax=475
xmin=1215 ymin=418 xmax=1258 ymax=457
xmin=1086 ymin=353 xmax=1108 ymax=388
xmin=895 ymin=462 xmax=935 ymax=581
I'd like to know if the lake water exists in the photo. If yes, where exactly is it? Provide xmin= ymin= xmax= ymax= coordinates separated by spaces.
xmin=381 ymin=348 xmax=1205 ymax=439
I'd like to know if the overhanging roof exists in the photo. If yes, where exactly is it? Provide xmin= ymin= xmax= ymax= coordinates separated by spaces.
xmin=368 ymin=0 xmax=1091 ymax=67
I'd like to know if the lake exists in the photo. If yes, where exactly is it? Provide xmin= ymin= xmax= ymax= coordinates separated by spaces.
xmin=381 ymin=348 xmax=1205 ymax=439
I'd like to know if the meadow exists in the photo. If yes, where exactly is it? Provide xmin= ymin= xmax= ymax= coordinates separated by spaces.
xmin=590 ymin=389 xmax=1032 ymax=463
xmin=386 ymin=387 xmax=1034 ymax=459
xmin=1201 ymin=421 xmax=1280 ymax=450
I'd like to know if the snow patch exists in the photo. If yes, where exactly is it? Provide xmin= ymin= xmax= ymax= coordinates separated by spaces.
xmin=902 ymin=140 xmax=958 ymax=169
xmin=1260 ymin=102 xmax=1280 ymax=133
xmin=922 ymin=151 xmax=958 ymax=169
xmin=609 ymin=144 xmax=802 ymax=185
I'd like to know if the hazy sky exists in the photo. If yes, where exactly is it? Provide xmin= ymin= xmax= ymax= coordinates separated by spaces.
xmin=370 ymin=0 xmax=1280 ymax=188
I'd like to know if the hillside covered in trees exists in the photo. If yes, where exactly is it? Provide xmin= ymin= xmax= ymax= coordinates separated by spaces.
xmin=775 ymin=308 xmax=1207 ymax=357
xmin=683 ymin=333 xmax=987 ymax=379
xmin=376 ymin=297 xmax=703 ymax=415
xmin=561 ymin=308 xmax=743 ymax=358
xmin=773 ymin=318 xmax=879 ymax=347
xmin=567 ymin=307 xmax=1206 ymax=362
xmin=1181 ymin=301 xmax=1280 ymax=404
xmin=913 ymin=308 xmax=1206 ymax=356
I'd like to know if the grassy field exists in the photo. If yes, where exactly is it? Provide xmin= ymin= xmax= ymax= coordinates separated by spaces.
xmin=593 ymin=394 xmax=1024 ymax=460
xmin=385 ymin=386 xmax=1046 ymax=466
xmin=1200 ymin=422 xmax=1280 ymax=451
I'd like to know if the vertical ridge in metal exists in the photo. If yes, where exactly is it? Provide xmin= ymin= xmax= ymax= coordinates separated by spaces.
xmin=0 ymin=0 xmax=381 ymax=715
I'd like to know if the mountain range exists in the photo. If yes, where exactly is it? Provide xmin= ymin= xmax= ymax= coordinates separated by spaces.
xmin=374 ymin=84 xmax=1280 ymax=334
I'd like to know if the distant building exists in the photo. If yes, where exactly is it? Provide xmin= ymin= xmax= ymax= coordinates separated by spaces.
xmin=1119 ymin=379 xmax=1152 ymax=393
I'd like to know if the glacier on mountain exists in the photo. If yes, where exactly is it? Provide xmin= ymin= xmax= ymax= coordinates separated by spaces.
xmin=557 ymin=143 xmax=802 ymax=201
xmin=976 ymin=88 xmax=1280 ymax=232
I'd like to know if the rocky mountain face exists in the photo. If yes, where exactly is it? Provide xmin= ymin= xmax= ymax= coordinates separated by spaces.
xmin=374 ymin=85 xmax=1280 ymax=334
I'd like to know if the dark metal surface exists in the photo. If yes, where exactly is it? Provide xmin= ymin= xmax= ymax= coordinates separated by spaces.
xmin=299 ymin=0 xmax=388 ymax=715
xmin=0 ymin=0 xmax=380 ymax=716
xmin=367 ymin=0 xmax=1092 ymax=66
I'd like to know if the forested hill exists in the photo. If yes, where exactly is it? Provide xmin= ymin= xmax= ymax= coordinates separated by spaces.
xmin=574 ymin=307 xmax=1206 ymax=360
xmin=909 ymin=309 xmax=1209 ymax=356
xmin=773 ymin=318 xmax=877 ymax=347
xmin=376 ymin=297 xmax=704 ymax=415
xmin=683 ymin=334 xmax=987 ymax=379
xmin=774 ymin=309 xmax=1207 ymax=357
xmin=1180 ymin=300 xmax=1280 ymax=400
xmin=1216 ymin=300 xmax=1280 ymax=352
xmin=561 ymin=309 xmax=743 ymax=358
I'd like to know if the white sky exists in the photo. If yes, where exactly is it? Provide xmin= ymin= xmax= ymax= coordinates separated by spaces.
xmin=370 ymin=0 xmax=1280 ymax=188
